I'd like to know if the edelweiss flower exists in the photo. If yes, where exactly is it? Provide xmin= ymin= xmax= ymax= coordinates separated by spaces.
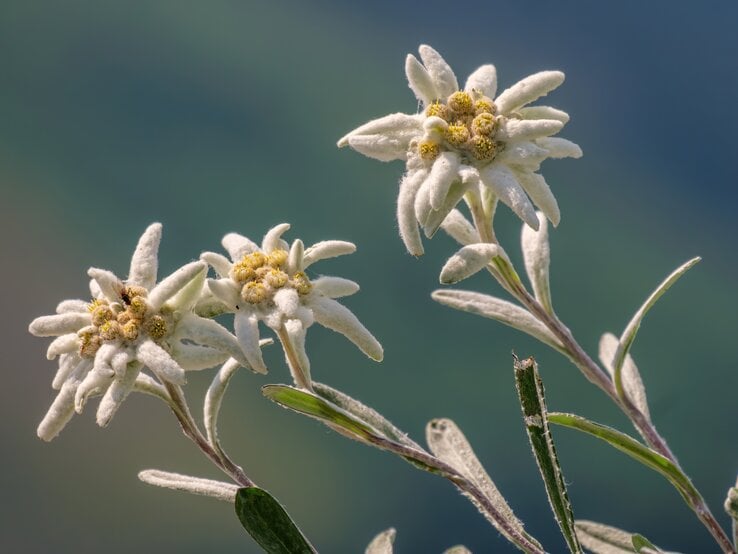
xmin=338 ymin=44 xmax=582 ymax=255
xmin=29 ymin=223 xmax=250 ymax=441
xmin=201 ymin=223 xmax=383 ymax=389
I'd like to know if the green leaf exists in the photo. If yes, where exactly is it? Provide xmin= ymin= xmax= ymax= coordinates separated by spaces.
xmin=612 ymin=257 xmax=700 ymax=402
xmin=262 ymin=384 xmax=377 ymax=442
xmin=234 ymin=487 xmax=316 ymax=554
xmin=547 ymin=412 xmax=701 ymax=506
xmin=513 ymin=356 xmax=582 ymax=553
xmin=632 ymin=534 xmax=663 ymax=553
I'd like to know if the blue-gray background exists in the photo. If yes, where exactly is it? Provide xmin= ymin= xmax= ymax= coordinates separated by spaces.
xmin=2 ymin=1 xmax=736 ymax=552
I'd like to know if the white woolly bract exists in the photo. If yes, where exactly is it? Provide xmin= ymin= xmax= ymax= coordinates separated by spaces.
xmin=288 ymin=239 xmax=305 ymax=274
xmin=440 ymin=243 xmax=502 ymax=284
xmin=428 ymin=151 xmax=461 ymax=210
xmin=521 ymin=212 xmax=553 ymax=314
xmin=431 ymin=289 xmax=562 ymax=350
xmin=405 ymin=54 xmax=436 ymax=105
xmin=418 ymin=44 xmax=459 ymax=99
xmin=136 ymin=340 xmax=186 ymax=385
xmin=261 ymin=223 xmax=291 ymax=253
xmin=303 ymin=240 xmax=356 ymax=267
xmin=497 ymin=118 xmax=564 ymax=142
xmin=495 ymin=70 xmax=565 ymax=114
xmin=464 ymin=64 xmax=497 ymax=98
xmin=284 ymin=317 xmax=311 ymax=385
xmin=96 ymin=362 xmax=140 ymax=427
xmin=516 ymin=106 xmax=570 ymax=123
xmin=128 ymin=222 xmax=162 ymax=290
xmin=206 ymin=278 xmax=240 ymax=311
xmin=200 ymin=251 xmax=232 ymax=278
xmin=338 ymin=113 xmax=422 ymax=148
xmin=37 ymin=364 xmax=86 ymax=441
xmin=46 ymin=333 xmax=79 ymax=360
xmin=599 ymin=333 xmax=651 ymax=421
xmin=274 ymin=288 xmax=301 ymax=318
xmin=365 ymin=527 xmax=396 ymax=554
xmin=171 ymin=342 xmax=230 ymax=371
xmin=574 ymin=520 xmax=642 ymax=554
xmin=513 ymin=170 xmax=560 ymax=227
xmin=147 ymin=261 xmax=206 ymax=312
xmin=426 ymin=418 xmax=528 ymax=541
xmin=311 ymin=276 xmax=360 ymax=298
xmin=536 ymin=137 xmax=583 ymax=159
xmin=440 ymin=209 xmax=479 ymax=246
xmin=347 ymin=135 xmax=409 ymax=162
xmin=87 ymin=268 xmax=123 ymax=303
xmin=29 ymin=313 xmax=90 ymax=337
xmin=177 ymin=313 xmax=251 ymax=370
xmin=221 ymin=232 xmax=258 ymax=261
xmin=397 ymin=169 xmax=428 ymax=256
xmin=479 ymin=165 xmax=539 ymax=230
xmin=55 ymin=299 xmax=89 ymax=314
xmin=138 ymin=469 xmax=239 ymax=503
xmin=310 ymin=296 xmax=383 ymax=361
xmin=234 ymin=312 xmax=267 ymax=374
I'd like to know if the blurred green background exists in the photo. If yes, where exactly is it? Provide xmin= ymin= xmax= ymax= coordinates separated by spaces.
xmin=2 ymin=1 xmax=737 ymax=552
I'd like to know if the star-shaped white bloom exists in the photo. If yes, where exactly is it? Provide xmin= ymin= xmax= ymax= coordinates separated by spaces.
xmin=29 ymin=223 xmax=251 ymax=441
xmin=201 ymin=223 xmax=383 ymax=389
xmin=338 ymin=44 xmax=582 ymax=255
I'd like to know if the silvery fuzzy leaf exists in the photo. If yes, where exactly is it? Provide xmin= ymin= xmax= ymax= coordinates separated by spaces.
xmin=95 ymin=362 xmax=141 ymax=427
xmin=261 ymin=223 xmax=291 ymax=253
xmin=310 ymin=296 xmax=383 ymax=361
xmin=288 ymin=239 xmax=305 ymax=274
xmin=29 ymin=313 xmax=90 ymax=337
xmin=479 ymin=164 xmax=539 ymax=230
xmin=440 ymin=209 xmax=479 ymax=246
xmin=222 ymin=232 xmax=259 ymax=261
xmin=513 ymin=170 xmax=560 ymax=227
xmin=423 ymin=178 xmax=473 ymax=238
xmin=515 ymin=106 xmax=570 ymax=123
xmin=311 ymin=276 xmax=360 ymax=298
xmin=429 ymin=151 xmax=461 ymax=210
xmin=234 ymin=311 xmax=268 ymax=374
xmin=497 ymin=118 xmax=564 ymax=142
xmin=87 ymin=268 xmax=124 ymax=303
xmin=204 ymin=357 xmax=241 ymax=448
xmin=365 ymin=527 xmax=396 ymax=554
xmin=179 ymin=313 xmax=252 ymax=371
xmin=439 ymin=243 xmax=504 ymax=284
xmin=536 ymin=137 xmax=583 ymax=159
xmin=575 ymin=521 xmax=672 ymax=554
xmin=200 ymin=251 xmax=232 ymax=279
xmin=346 ymin=135 xmax=410 ymax=162
xmin=337 ymin=113 xmax=423 ymax=148
xmin=418 ymin=44 xmax=459 ymax=99
xmin=147 ymin=261 xmax=207 ymax=311
xmin=397 ymin=168 xmax=428 ymax=256
xmin=426 ymin=418 xmax=529 ymax=545
xmin=432 ymin=290 xmax=562 ymax=351
xmin=136 ymin=340 xmax=186 ymax=385
xmin=599 ymin=333 xmax=650 ymax=421
xmin=464 ymin=64 xmax=497 ymax=98
xmin=138 ymin=469 xmax=239 ymax=503
xmin=521 ymin=212 xmax=553 ymax=314
xmin=55 ymin=299 xmax=89 ymax=314
xmin=128 ymin=222 xmax=162 ymax=290
xmin=303 ymin=240 xmax=356 ymax=267
xmin=495 ymin=71 xmax=565 ymax=114
xmin=406 ymin=54 xmax=437 ymax=104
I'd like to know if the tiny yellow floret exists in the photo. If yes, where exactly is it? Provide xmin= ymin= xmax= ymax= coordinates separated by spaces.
xmin=418 ymin=140 xmax=441 ymax=161
xmin=242 ymin=282 xmax=269 ymax=304
xmin=447 ymin=91 xmax=473 ymax=115
xmin=471 ymin=135 xmax=497 ymax=161
xmin=471 ymin=113 xmax=497 ymax=136
xmin=144 ymin=315 xmax=168 ymax=340
xmin=444 ymin=123 xmax=470 ymax=147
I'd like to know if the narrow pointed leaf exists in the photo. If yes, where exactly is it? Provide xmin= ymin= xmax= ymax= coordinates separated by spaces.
xmin=365 ymin=527 xmax=396 ymax=554
xmin=632 ymin=534 xmax=663 ymax=553
xmin=234 ymin=487 xmax=315 ymax=554
xmin=612 ymin=257 xmax=700 ymax=400
xmin=513 ymin=356 xmax=582 ymax=553
xmin=574 ymin=520 xmax=641 ymax=554
xmin=548 ymin=412 xmax=702 ymax=507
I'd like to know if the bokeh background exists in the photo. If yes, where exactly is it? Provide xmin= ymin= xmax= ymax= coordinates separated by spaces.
xmin=2 ymin=1 xmax=737 ymax=552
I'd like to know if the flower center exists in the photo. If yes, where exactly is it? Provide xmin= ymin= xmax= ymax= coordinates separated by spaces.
xmin=230 ymin=249 xmax=312 ymax=306
xmin=78 ymin=286 xmax=172 ymax=358
xmin=418 ymin=90 xmax=501 ymax=164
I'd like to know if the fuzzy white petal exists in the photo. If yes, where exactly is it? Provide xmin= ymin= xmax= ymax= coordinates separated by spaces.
xmin=423 ymin=178 xmax=474 ymax=238
xmin=204 ymin=358 xmax=241 ymax=447
xmin=311 ymin=276 xmax=360 ymax=298
xmin=200 ymin=252 xmax=232 ymax=279
xmin=96 ymin=362 xmax=141 ymax=427
xmin=464 ymin=64 xmax=498 ymax=98
xmin=536 ymin=137 xmax=583 ymax=159
xmin=111 ymin=349 xmax=132 ymax=377
xmin=405 ymin=54 xmax=437 ymax=104
xmin=138 ymin=469 xmax=239 ymax=503
xmin=428 ymin=151 xmax=461 ymax=210
xmin=222 ymin=233 xmax=258 ymax=261
xmin=166 ymin=265 xmax=207 ymax=312
xmin=46 ymin=333 xmax=79 ymax=360
xmin=303 ymin=241 xmax=356 ymax=268
xmin=495 ymin=71 xmax=565 ymax=114
xmin=440 ymin=243 xmax=503 ymax=284
xmin=148 ymin=261 xmax=207 ymax=312
xmin=338 ymin=113 xmax=422 ymax=147
xmin=310 ymin=296 xmax=383 ymax=361
xmin=206 ymin=278 xmax=240 ymax=311
xmin=132 ymin=373 xmax=168 ymax=402
xmin=396 ymin=168 xmax=428 ymax=256
xmin=75 ymin=365 xmax=114 ymax=413
xmin=29 ymin=313 xmax=90 ymax=337
xmin=37 ymin=362 xmax=88 ymax=441
xmin=497 ymin=118 xmax=564 ymax=141
xmin=521 ymin=213 xmax=553 ymax=314
xmin=137 ymin=340 xmax=186 ymax=385
xmin=52 ymin=356 xmax=86 ymax=390
xmin=346 ymin=135 xmax=410 ymax=162
xmin=128 ymin=223 xmax=162 ymax=290
xmin=177 ymin=313 xmax=251 ymax=370
xmin=432 ymin=290 xmax=562 ymax=350
xmin=55 ymin=299 xmax=89 ymax=314
xmin=261 ymin=223 xmax=291 ymax=253
xmin=516 ymin=106 xmax=570 ymax=123
xmin=418 ymin=45 xmax=459 ymax=99
xmin=288 ymin=239 xmax=305 ymax=274
xmin=414 ymin=175 xmax=433 ymax=227
xmin=479 ymin=165 xmax=539 ymax=230
xmin=234 ymin=312 xmax=268 ymax=374
xmin=87 ymin=268 xmax=123 ymax=303
xmin=513 ymin=170 xmax=560 ymax=227
xmin=440 ymin=209 xmax=480 ymax=246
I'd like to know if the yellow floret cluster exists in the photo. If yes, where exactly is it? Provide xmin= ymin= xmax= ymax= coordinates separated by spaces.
xmin=230 ymin=249 xmax=312 ymax=305
xmin=78 ymin=286 xmax=171 ymax=358
xmin=419 ymin=90 xmax=501 ymax=163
